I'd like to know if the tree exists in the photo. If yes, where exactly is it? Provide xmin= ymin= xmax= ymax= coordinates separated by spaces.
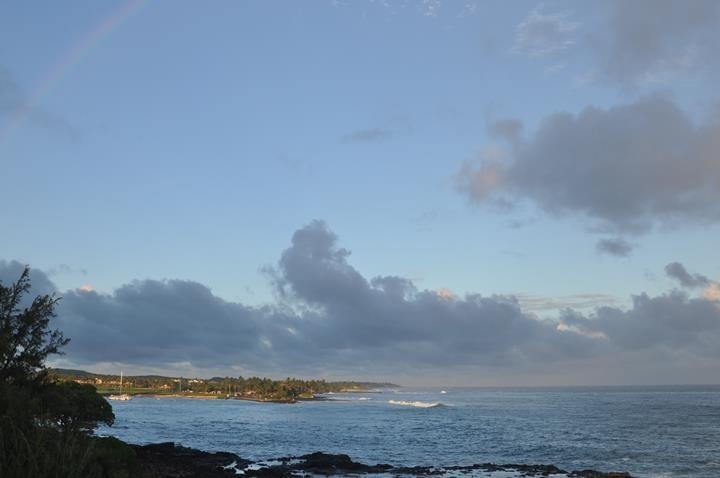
xmin=41 ymin=381 xmax=114 ymax=433
xmin=0 ymin=266 xmax=69 ymax=384
xmin=0 ymin=266 xmax=126 ymax=478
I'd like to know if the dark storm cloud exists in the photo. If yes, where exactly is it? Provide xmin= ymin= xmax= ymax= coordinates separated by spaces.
xmin=340 ymin=127 xmax=391 ymax=143
xmin=597 ymin=0 xmax=720 ymax=84
xmin=596 ymin=238 xmax=634 ymax=257
xmin=665 ymin=262 xmax=709 ymax=289
xmin=4 ymin=223 xmax=720 ymax=379
xmin=458 ymin=95 xmax=720 ymax=233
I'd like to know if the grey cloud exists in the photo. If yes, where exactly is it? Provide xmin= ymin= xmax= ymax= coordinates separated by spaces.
xmin=513 ymin=7 xmax=579 ymax=58
xmin=4 ymin=224 xmax=720 ymax=382
xmin=665 ymin=262 xmax=709 ymax=288
xmin=341 ymin=127 xmax=391 ymax=143
xmin=488 ymin=119 xmax=523 ymax=143
xmin=516 ymin=293 xmax=621 ymax=313
xmin=0 ymin=260 xmax=58 ymax=299
xmin=596 ymin=237 xmax=634 ymax=257
xmin=56 ymin=279 xmax=267 ymax=368
xmin=511 ymin=2 xmax=720 ymax=85
xmin=1 ymin=224 xmax=592 ymax=374
xmin=561 ymin=290 xmax=720 ymax=354
xmin=596 ymin=0 xmax=720 ymax=84
xmin=458 ymin=95 xmax=720 ymax=233
xmin=269 ymin=221 xmax=595 ymax=364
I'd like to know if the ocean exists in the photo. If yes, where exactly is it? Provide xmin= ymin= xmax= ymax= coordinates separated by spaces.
xmin=98 ymin=386 xmax=720 ymax=478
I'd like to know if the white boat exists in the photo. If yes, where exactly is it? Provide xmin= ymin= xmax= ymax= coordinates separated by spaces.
xmin=108 ymin=371 xmax=132 ymax=401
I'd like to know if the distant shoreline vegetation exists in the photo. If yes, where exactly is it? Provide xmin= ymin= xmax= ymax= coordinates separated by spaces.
xmin=50 ymin=368 xmax=398 ymax=403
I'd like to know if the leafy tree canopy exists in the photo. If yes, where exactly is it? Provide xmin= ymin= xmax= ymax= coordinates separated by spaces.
xmin=0 ymin=266 xmax=68 ymax=385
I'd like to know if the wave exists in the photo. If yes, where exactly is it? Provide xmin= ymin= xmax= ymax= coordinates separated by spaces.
xmin=324 ymin=396 xmax=372 ymax=402
xmin=388 ymin=400 xmax=445 ymax=408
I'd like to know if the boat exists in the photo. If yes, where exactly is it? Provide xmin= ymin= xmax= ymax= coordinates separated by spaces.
xmin=108 ymin=371 xmax=132 ymax=401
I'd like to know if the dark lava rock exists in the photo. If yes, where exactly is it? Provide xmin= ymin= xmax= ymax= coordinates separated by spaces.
xmin=243 ymin=452 xmax=394 ymax=477
xmin=132 ymin=442 xmax=249 ymax=478
xmin=295 ymin=452 xmax=393 ymax=474
xmin=130 ymin=444 xmax=633 ymax=478
xmin=570 ymin=471 xmax=632 ymax=478
xmin=508 ymin=463 xmax=567 ymax=476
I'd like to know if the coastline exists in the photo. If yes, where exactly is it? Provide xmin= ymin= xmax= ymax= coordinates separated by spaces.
xmin=127 ymin=393 xmax=321 ymax=403
xmin=128 ymin=441 xmax=634 ymax=478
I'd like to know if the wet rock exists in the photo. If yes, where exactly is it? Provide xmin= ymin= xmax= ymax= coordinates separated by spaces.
xmin=131 ymin=443 xmax=633 ymax=478
xmin=132 ymin=442 xmax=249 ymax=477
xmin=569 ymin=472 xmax=632 ymax=478
xmin=295 ymin=452 xmax=393 ymax=474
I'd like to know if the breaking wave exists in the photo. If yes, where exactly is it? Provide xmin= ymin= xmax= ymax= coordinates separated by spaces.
xmin=388 ymin=400 xmax=445 ymax=408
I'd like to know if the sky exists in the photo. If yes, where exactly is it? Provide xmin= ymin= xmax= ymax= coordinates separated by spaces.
xmin=1 ymin=0 xmax=720 ymax=386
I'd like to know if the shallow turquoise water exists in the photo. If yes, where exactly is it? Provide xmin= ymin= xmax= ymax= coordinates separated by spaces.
xmin=98 ymin=386 xmax=720 ymax=478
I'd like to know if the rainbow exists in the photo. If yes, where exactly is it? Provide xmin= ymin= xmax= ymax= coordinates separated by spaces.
xmin=0 ymin=0 xmax=147 ymax=143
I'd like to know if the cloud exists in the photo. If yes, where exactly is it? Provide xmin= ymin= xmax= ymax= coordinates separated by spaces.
xmin=665 ymin=262 xmax=710 ymax=288
xmin=510 ymin=2 xmax=719 ymax=85
xmin=435 ymin=288 xmax=455 ymax=300
xmin=421 ymin=0 xmax=442 ymax=18
xmin=596 ymin=237 xmax=634 ymax=257
xmin=515 ymin=293 xmax=621 ymax=313
xmin=55 ymin=279 xmax=269 ymax=369
xmin=457 ymin=95 xmax=720 ymax=233
xmin=340 ymin=127 xmax=392 ymax=143
xmin=513 ymin=7 xmax=579 ymax=58
xmin=703 ymin=283 xmax=720 ymax=303
xmin=3 ymin=224 xmax=720 ymax=383
xmin=487 ymin=119 xmax=523 ymax=143
xmin=0 ymin=259 xmax=57 ymax=299
xmin=595 ymin=0 xmax=720 ymax=84
xmin=560 ymin=290 xmax=720 ymax=354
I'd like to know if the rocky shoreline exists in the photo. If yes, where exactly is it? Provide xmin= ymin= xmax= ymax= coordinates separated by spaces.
xmin=132 ymin=442 xmax=633 ymax=478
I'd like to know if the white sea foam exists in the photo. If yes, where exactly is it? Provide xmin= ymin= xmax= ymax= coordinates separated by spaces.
xmin=388 ymin=400 xmax=445 ymax=408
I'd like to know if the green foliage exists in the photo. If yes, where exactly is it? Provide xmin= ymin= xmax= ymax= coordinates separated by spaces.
xmin=52 ymin=367 xmax=396 ymax=401
xmin=0 ymin=419 xmax=138 ymax=478
xmin=0 ymin=266 xmax=132 ymax=477
xmin=41 ymin=381 xmax=115 ymax=433
xmin=0 ymin=266 xmax=68 ymax=384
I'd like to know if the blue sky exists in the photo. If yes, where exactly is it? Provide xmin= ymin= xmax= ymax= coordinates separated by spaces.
xmin=2 ymin=1 xmax=720 ymax=384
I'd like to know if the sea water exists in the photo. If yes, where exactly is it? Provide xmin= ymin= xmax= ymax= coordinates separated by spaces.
xmin=98 ymin=386 xmax=720 ymax=478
